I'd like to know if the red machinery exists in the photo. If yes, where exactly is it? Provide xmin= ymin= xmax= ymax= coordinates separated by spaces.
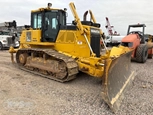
xmin=121 ymin=24 xmax=153 ymax=63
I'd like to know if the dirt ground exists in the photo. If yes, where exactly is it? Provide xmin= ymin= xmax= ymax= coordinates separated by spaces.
xmin=0 ymin=50 xmax=153 ymax=115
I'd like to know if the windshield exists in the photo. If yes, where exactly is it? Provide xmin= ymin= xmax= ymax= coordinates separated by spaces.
xmin=0 ymin=31 xmax=10 ymax=35
xmin=129 ymin=27 xmax=143 ymax=33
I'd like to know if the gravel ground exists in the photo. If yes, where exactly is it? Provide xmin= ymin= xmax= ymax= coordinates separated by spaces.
xmin=0 ymin=50 xmax=153 ymax=115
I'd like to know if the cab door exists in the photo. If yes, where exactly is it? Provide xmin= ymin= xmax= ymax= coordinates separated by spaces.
xmin=44 ymin=12 xmax=59 ymax=42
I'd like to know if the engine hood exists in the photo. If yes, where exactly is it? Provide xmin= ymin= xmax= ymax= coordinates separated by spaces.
xmin=0 ymin=35 xmax=11 ymax=39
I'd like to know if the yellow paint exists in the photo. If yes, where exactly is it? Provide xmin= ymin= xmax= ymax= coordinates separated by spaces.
xmin=9 ymin=2 xmax=132 ymax=79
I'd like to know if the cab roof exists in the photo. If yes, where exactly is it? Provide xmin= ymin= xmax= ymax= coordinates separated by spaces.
xmin=128 ymin=24 xmax=146 ymax=28
xmin=31 ymin=7 xmax=65 ymax=13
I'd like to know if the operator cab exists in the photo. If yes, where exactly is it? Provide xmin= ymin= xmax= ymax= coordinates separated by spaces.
xmin=127 ymin=24 xmax=146 ymax=43
xmin=31 ymin=3 xmax=67 ymax=42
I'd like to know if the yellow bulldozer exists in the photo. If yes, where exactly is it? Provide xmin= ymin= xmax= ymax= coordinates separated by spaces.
xmin=9 ymin=2 xmax=135 ymax=112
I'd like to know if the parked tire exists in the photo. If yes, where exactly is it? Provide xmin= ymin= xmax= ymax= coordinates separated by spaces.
xmin=0 ymin=42 xmax=3 ymax=50
xmin=136 ymin=44 xmax=148 ymax=63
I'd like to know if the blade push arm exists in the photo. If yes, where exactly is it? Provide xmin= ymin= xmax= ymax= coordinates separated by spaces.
xmin=69 ymin=2 xmax=94 ymax=55
xmin=69 ymin=2 xmax=84 ymax=35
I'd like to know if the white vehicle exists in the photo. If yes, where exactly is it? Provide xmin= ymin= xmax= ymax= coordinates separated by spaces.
xmin=0 ymin=31 xmax=19 ymax=50
xmin=0 ymin=20 xmax=20 ymax=50
xmin=105 ymin=35 xmax=125 ymax=46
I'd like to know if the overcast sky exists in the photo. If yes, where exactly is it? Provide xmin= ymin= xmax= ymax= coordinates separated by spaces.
xmin=1 ymin=0 xmax=153 ymax=35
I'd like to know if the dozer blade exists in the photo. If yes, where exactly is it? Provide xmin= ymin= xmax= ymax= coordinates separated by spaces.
xmin=102 ymin=50 xmax=135 ymax=113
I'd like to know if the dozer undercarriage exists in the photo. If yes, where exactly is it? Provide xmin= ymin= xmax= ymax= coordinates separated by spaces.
xmin=16 ymin=48 xmax=78 ymax=82
xmin=9 ymin=2 xmax=135 ymax=113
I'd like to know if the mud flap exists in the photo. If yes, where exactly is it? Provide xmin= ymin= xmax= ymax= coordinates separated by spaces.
xmin=102 ymin=50 xmax=135 ymax=113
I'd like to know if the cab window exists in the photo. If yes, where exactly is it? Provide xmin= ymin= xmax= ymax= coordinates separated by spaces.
xmin=32 ymin=13 xmax=42 ymax=29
